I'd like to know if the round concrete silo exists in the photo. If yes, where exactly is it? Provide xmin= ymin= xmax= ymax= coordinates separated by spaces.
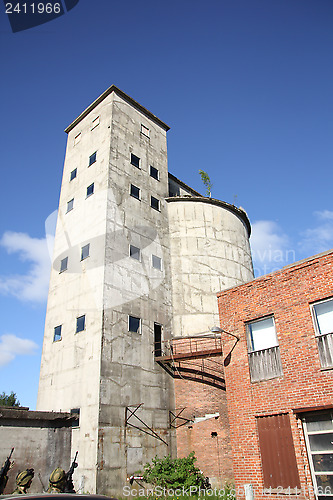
xmin=166 ymin=197 xmax=254 ymax=338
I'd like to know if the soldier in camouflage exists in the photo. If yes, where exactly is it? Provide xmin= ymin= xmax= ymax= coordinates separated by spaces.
xmin=12 ymin=469 xmax=34 ymax=494
xmin=47 ymin=468 xmax=67 ymax=493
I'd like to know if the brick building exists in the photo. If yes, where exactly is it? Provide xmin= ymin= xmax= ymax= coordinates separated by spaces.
xmin=217 ymin=250 xmax=333 ymax=500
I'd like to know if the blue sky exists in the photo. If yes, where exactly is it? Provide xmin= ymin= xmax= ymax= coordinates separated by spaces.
xmin=0 ymin=0 xmax=333 ymax=409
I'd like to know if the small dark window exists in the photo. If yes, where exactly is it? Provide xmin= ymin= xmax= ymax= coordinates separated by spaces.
xmin=151 ymin=196 xmax=160 ymax=211
xmin=154 ymin=323 xmax=162 ymax=356
xmin=130 ymin=184 xmax=140 ymax=200
xmin=131 ymin=153 xmax=140 ymax=169
xmin=53 ymin=325 xmax=62 ymax=342
xmin=86 ymin=183 xmax=94 ymax=197
xmin=89 ymin=152 xmax=97 ymax=166
xmin=70 ymin=168 xmax=77 ymax=181
xmin=81 ymin=244 xmax=90 ymax=261
xmin=130 ymin=245 xmax=140 ymax=261
xmin=152 ymin=255 xmax=162 ymax=270
xmin=60 ymin=257 xmax=68 ymax=273
xmin=70 ymin=408 xmax=80 ymax=428
xmin=66 ymin=199 xmax=74 ymax=213
xmin=150 ymin=166 xmax=159 ymax=180
xmin=129 ymin=315 xmax=141 ymax=333
xmin=76 ymin=315 xmax=85 ymax=333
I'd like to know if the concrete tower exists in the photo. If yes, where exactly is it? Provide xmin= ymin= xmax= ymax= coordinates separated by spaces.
xmin=37 ymin=86 xmax=254 ymax=495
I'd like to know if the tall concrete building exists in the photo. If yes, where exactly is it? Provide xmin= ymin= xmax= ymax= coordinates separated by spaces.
xmin=37 ymin=85 xmax=254 ymax=495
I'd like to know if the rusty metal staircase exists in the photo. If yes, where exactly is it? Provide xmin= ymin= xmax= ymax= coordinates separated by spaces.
xmin=155 ymin=335 xmax=226 ymax=390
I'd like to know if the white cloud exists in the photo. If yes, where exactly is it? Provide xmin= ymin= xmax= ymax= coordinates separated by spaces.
xmin=299 ymin=210 xmax=333 ymax=256
xmin=250 ymin=220 xmax=295 ymax=276
xmin=0 ymin=231 xmax=51 ymax=303
xmin=0 ymin=334 xmax=38 ymax=367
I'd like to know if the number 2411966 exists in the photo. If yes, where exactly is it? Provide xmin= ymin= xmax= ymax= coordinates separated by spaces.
xmin=6 ymin=3 xmax=62 ymax=14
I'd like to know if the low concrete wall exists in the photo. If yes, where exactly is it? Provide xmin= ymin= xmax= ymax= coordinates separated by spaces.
xmin=0 ymin=407 xmax=74 ymax=494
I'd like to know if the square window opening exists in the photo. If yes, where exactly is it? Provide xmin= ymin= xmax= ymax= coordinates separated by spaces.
xmin=312 ymin=298 xmax=333 ymax=369
xmin=152 ymin=255 xmax=162 ymax=271
xmin=141 ymin=124 xmax=150 ymax=138
xmin=89 ymin=152 xmax=97 ymax=167
xmin=151 ymin=196 xmax=160 ymax=211
xmin=130 ymin=184 xmax=140 ymax=200
xmin=70 ymin=408 xmax=80 ymax=428
xmin=76 ymin=315 xmax=85 ymax=333
xmin=81 ymin=244 xmax=90 ymax=261
xmin=70 ymin=168 xmax=77 ymax=181
xmin=53 ymin=325 xmax=62 ymax=342
xmin=150 ymin=166 xmax=159 ymax=180
xmin=247 ymin=316 xmax=283 ymax=382
xmin=66 ymin=199 xmax=74 ymax=213
xmin=74 ymin=133 xmax=81 ymax=146
xmin=131 ymin=153 xmax=140 ymax=169
xmin=60 ymin=256 xmax=68 ymax=273
xmin=86 ymin=183 xmax=94 ymax=198
xmin=130 ymin=245 xmax=141 ymax=261
xmin=91 ymin=116 xmax=100 ymax=130
xmin=129 ymin=315 xmax=141 ymax=334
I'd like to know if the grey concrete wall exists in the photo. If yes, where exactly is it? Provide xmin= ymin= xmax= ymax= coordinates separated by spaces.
xmin=167 ymin=197 xmax=254 ymax=338
xmin=98 ymin=93 xmax=176 ymax=495
xmin=0 ymin=410 xmax=72 ymax=495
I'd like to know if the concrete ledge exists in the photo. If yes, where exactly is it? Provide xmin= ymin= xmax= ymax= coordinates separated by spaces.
xmin=166 ymin=196 xmax=251 ymax=236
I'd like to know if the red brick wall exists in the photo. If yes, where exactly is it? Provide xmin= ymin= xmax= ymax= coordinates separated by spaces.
xmin=175 ymin=378 xmax=234 ymax=486
xmin=217 ymin=251 xmax=333 ymax=500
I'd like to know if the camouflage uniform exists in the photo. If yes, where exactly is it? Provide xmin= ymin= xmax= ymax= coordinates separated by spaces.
xmin=47 ymin=468 xmax=67 ymax=493
xmin=11 ymin=469 xmax=34 ymax=495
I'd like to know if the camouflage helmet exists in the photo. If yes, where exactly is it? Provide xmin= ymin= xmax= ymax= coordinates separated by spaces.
xmin=16 ymin=468 xmax=34 ymax=486
xmin=49 ymin=467 xmax=66 ymax=485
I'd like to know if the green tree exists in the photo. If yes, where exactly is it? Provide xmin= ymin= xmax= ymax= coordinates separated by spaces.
xmin=199 ymin=170 xmax=213 ymax=197
xmin=0 ymin=391 xmax=21 ymax=407
xmin=142 ymin=452 xmax=207 ymax=490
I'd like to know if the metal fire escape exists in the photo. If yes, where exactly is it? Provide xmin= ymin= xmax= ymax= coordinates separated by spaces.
xmin=155 ymin=334 xmax=226 ymax=390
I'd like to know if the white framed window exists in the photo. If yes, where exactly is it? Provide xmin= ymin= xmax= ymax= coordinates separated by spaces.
xmin=60 ymin=257 xmax=68 ymax=273
xmin=70 ymin=168 xmax=77 ymax=181
xmin=89 ymin=152 xmax=97 ymax=166
xmin=248 ymin=316 xmax=279 ymax=352
xmin=81 ymin=243 xmax=90 ymax=261
xmin=130 ymin=184 xmax=140 ymax=200
xmin=311 ymin=298 xmax=333 ymax=369
xmin=66 ymin=199 xmax=74 ymax=213
xmin=86 ymin=183 xmax=94 ymax=198
xmin=152 ymin=255 xmax=162 ymax=271
xmin=91 ymin=116 xmax=100 ymax=130
xmin=246 ymin=316 xmax=283 ymax=382
xmin=151 ymin=196 xmax=160 ymax=211
xmin=312 ymin=299 xmax=333 ymax=336
xmin=150 ymin=165 xmax=159 ymax=180
xmin=76 ymin=315 xmax=85 ymax=333
xmin=141 ymin=124 xmax=150 ymax=138
xmin=302 ymin=411 xmax=333 ymax=500
xmin=129 ymin=315 xmax=141 ymax=334
xmin=130 ymin=245 xmax=140 ymax=261
xmin=131 ymin=153 xmax=140 ymax=169
xmin=53 ymin=325 xmax=62 ymax=342
xmin=74 ymin=133 xmax=81 ymax=146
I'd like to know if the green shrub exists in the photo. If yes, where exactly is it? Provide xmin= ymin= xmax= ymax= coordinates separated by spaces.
xmin=142 ymin=452 xmax=207 ymax=490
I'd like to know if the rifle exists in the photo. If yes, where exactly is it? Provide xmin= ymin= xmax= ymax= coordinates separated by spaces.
xmin=0 ymin=447 xmax=14 ymax=494
xmin=64 ymin=451 xmax=78 ymax=494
